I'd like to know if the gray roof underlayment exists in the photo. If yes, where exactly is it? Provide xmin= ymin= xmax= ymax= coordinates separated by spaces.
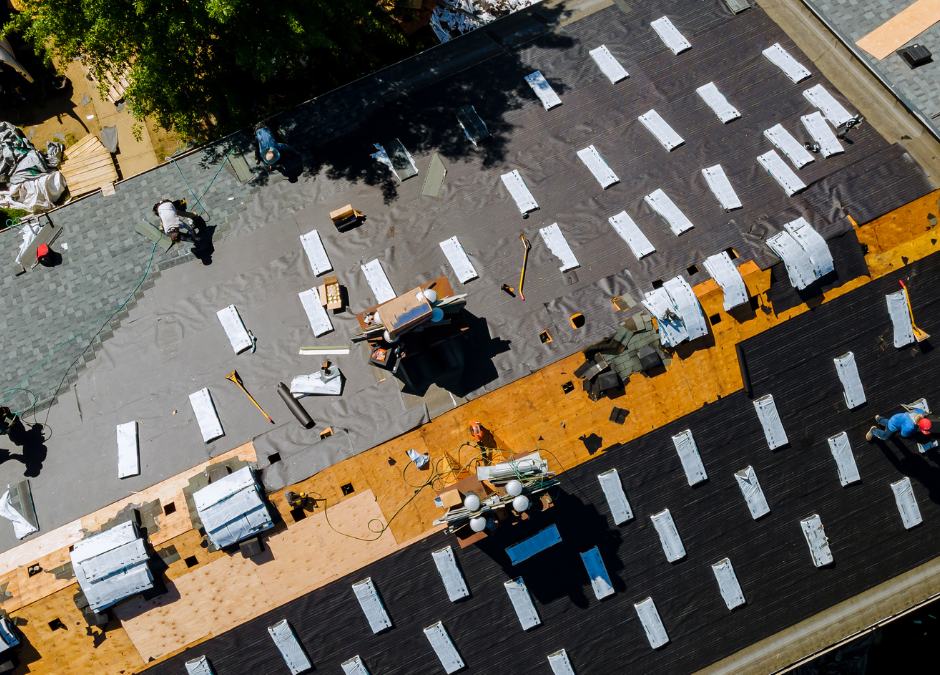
xmin=808 ymin=0 xmax=940 ymax=136
xmin=0 ymin=0 xmax=935 ymax=556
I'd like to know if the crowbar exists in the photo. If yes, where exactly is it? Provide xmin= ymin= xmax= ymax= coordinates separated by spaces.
xmin=899 ymin=280 xmax=930 ymax=342
xmin=519 ymin=234 xmax=531 ymax=301
xmin=225 ymin=370 xmax=275 ymax=424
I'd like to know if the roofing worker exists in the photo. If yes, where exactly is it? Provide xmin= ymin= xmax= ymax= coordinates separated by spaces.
xmin=153 ymin=199 xmax=199 ymax=242
xmin=255 ymin=123 xmax=297 ymax=172
xmin=0 ymin=406 xmax=15 ymax=436
xmin=867 ymin=408 xmax=931 ymax=441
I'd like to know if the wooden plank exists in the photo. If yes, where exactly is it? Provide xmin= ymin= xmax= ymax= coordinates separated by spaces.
xmin=10 ymin=583 xmax=143 ymax=675
xmin=69 ymin=164 xmax=119 ymax=185
xmin=64 ymin=134 xmax=101 ymax=158
xmin=116 ymin=489 xmax=407 ymax=662
xmin=62 ymin=143 xmax=109 ymax=165
xmin=61 ymin=152 xmax=115 ymax=173
xmin=66 ymin=169 xmax=121 ymax=196
xmin=856 ymin=0 xmax=940 ymax=60
xmin=64 ymin=135 xmax=99 ymax=158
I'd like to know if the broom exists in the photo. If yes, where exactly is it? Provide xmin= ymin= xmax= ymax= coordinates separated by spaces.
xmin=899 ymin=280 xmax=930 ymax=342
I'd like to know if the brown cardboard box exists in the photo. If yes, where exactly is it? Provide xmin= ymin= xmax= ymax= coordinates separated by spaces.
xmin=377 ymin=287 xmax=432 ymax=339
xmin=438 ymin=489 xmax=463 ymax=508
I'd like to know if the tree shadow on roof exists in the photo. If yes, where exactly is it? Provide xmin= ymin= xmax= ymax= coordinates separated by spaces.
xmin=196 ymin=6 xmax=577 ymax=202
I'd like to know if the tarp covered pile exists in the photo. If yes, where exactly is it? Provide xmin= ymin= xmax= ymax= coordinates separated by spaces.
xmin=0 ymin=121 xmax=66 ymax=213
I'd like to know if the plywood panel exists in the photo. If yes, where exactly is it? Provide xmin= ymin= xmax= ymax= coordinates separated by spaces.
xmin=119 ymin=552 xmax=270 ymax=662
xmin=80 ymin=443 xmax=256 ymax=545
xmin=854 ymin=190 xmax=940 ymax=256
xmin=0 ymin=519 xmax=83 ymax=579
xmin=2 ymin=226 xmax=904 ymax=674
xmin=0 ymin=445 xmax=254 ymax=613
xmin=117 ymin=490 xmax=432 ymax=662
xmin=10 ymin=584 xmax=143 ymax=675
xmin=0 ymin=547 xmax=75 ymax=613
xmin=856 ymin=0 xmax=940 ymax=59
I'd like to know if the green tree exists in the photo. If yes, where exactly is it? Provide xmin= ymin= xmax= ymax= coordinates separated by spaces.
xmin=4 ymin=0 xmax=413 ymax=141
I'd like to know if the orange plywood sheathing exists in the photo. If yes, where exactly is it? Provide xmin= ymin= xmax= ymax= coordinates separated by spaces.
xmin=866 ymin=227 xmax=940 ymax=279
xmin=0 ymin=443 xmax=255 ymax=614
xmin=853 ymin=189 xmax=940 ymax=257
xmin=1 ymin=231 xmax=912 ymax=674
xmin=116 ymin=490 xmax=433 ymax=663
xmin=10 ymin=583 xmax=142 ymax=675
xmin=856 ymin=0 xmax=940 ymax=60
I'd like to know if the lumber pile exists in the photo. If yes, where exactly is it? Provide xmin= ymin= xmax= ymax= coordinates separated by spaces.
xmin=59 ymin=134 xmax=118 ymax=197
xmin=81 ymin=62 xmax=130 ymax=104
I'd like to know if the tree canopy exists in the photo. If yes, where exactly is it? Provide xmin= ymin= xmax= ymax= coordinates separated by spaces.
xmin=4 ymin=0 xmax=414 ymax=141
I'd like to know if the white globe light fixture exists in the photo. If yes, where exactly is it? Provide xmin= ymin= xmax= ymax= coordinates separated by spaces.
xmin=470 ymin=516 xmax=487 ymax=532
xmin=512 ymin=495 xmax=530 ymax=512
xmin=463 ymin=492 xmax=481 ymax=511
xmin=505 ymin=479 xmax=523 ymax=497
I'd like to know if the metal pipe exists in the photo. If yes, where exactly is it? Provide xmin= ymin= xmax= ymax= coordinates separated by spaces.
xmin=277 ymin=382 xmax=313 ymax=428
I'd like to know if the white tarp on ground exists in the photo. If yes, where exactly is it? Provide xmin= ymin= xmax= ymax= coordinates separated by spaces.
xmin=0 ymin=123 xmax=57 ymax=183
xmin=0 ymin=171 xmax=66 ymax=214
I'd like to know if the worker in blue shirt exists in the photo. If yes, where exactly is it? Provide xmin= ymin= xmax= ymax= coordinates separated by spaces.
xmin=254 ymin=123 xmax=297 ymax=172
xmin=867 ymin=409 xmax=931 ymax=441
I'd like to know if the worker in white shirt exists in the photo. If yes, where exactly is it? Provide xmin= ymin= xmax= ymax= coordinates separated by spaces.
xmin=152 ymin=199 xmax=200 ymax=242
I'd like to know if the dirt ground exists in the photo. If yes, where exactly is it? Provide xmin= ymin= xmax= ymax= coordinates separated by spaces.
xmin=0 ymin=40 xmax=179 ymax=182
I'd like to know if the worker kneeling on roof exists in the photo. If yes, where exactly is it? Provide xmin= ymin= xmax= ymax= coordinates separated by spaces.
xmin=153 ymin=199 xmax=200 ymax=243
xmin=867 ymin=408 xmax=931 ymax=442
xmin=254 ymin=122 xmax=299 ymax=173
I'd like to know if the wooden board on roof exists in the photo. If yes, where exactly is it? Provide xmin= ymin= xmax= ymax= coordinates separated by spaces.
xmin=60 ymin=134 xmax=118 ymax=197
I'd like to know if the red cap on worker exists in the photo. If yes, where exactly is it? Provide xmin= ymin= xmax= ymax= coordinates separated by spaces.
xmin=918 ymin=417 xmax=932 ymax=434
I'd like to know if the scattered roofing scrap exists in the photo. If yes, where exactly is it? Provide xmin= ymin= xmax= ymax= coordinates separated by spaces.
xmin=711 ymin=558 xmax=746 ymax=610
xmin=638 ymin=110 xmax=684 ymax=151
xmin=0 ymin=480 xmax=38 ymax=540
xmin=576 ymin=145 xmax=619 ymax=188
xmin=650 ymin=16 xmax=691 ymax=55
xmin=525 ymin=70 xmax=562 ymax=110
xmin=505 ymin=577 xmax=541 ymax=629
xmin=189 ymin=388 xmax=224 ymax=443
xmin=735 ymin=465 xmax=770 ymax=519
xmin=696 ymin=82 xmax=740 ymax=123
xmin=116 ymin=420 xmax=140 ymax=479
xmin=766 ymin=218 xmax=834 ymax=289
xmin=371 ymin=140 xmax=418 ymax=181
xmin=703 ymin=251 xmax=749 ymax=310
xmin=800 ymin=514 xmax=833 ymax=567
xmin=827 ymin=432 xmax=860 ymax=487
xmin=762 ymin=42 xmax=811 ymax=83
xmin=589 ymin=45 xmax=628 ymax=83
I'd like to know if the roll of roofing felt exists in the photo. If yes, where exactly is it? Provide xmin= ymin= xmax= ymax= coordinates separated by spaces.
xmin=277 ymin=382 xmax=313 ymax=428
